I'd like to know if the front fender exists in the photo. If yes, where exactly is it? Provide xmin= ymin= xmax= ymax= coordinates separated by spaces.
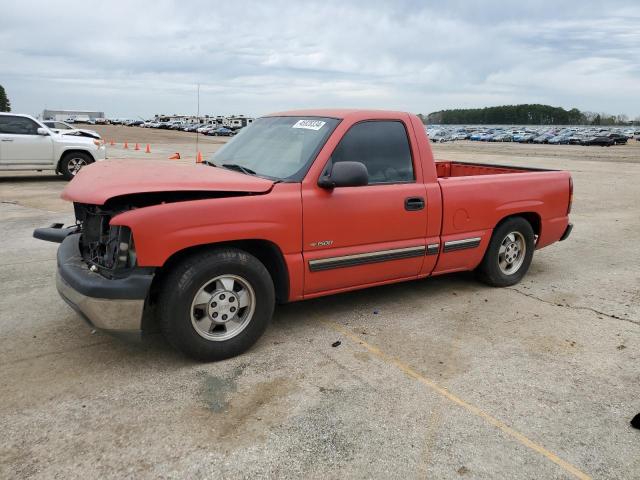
xmin=109 ymin=183 xmax=303 ymax=267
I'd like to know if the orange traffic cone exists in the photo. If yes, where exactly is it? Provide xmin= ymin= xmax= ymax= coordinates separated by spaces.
xmin=123 ymin=142 xmax=129 ymax=149
xmin=109 ymin=139 xmax=115 ymax=146
xmin=134 ymin=143 xmax=140 ymax=151
xmin=196 ymin=151 xmax=203 ymax=163
xmin=169 ymin=152 xmax=180 ymax=160
xmin=145 ymin=144 xmax=151 ymax=153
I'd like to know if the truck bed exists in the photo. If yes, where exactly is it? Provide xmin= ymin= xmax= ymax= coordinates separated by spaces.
xmin=435 ymin=161 xmax=542 ymax=178
xmin=432 ymin=159 xmax=571 ymax=272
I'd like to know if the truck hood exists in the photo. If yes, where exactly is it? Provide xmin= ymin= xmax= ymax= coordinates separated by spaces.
xmin=62 ymin=159 xmax=275 ymax=205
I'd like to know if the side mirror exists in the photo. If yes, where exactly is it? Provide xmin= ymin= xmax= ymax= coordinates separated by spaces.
xmin=37 ymin=128 xmax=50 ymax=136
xmin=318 ymin=161 xmax=368 ymax=189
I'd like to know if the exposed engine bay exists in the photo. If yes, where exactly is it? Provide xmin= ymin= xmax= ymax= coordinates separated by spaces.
xmin=74 ymin=203 xmax=136 ymax=277
xmin=73 ymin=190 xmax=254 ymax=276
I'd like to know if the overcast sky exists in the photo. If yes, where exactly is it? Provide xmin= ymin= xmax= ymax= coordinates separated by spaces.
xmin=1 ymin=0 xmax=639 ymax=119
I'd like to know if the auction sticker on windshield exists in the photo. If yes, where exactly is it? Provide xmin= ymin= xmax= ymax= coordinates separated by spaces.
xmin=292 ymin=120 xmax=326 ymax=130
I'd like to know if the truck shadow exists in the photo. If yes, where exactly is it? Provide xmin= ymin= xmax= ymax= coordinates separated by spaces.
xmin=272 ymin=271 xmax=480 ymax=328
xmin=0 ymin=174 xmax=65 ymax=183
xmin=133 ymin=271 xmax=483 ymax=363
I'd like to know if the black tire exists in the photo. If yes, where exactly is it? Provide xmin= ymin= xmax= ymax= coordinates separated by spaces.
xmin=59 ymin=152 xmax=93 ymax=180
xmin=476 ymin=217 xmax=535 ymax=287
xmin=158 ymin=248 xmax=275 ymax=361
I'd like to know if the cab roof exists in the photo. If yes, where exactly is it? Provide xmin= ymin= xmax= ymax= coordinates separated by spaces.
xmin=265 ymin=109 xmax=412 ymax=120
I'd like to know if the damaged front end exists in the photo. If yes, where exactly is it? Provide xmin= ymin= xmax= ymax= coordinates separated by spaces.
xmin=74 ymin=203 xmax=138 ymax=277
xmin=34 ymin=202 xmax=139 ymax=276
xmin=34 ymin=201 xmax=154 ymax=337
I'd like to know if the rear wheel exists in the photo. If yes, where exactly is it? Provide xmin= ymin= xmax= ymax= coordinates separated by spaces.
xmin=60 ymin=152 xmax=92 ymax=180
xmin=477 ymin=217 xmax=535 ymax=287
xmin=159 ymin=248 xmax=275 ymax=361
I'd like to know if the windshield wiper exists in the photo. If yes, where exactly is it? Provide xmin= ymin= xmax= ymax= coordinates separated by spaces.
xmin=221 ymin=163 xmax=256 ymax=175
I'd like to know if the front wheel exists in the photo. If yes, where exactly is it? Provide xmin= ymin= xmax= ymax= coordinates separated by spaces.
xmin=158 ymin=248 xmax=275 ymax=361
xmin=476 ymin=217 xmax=535 ymax=287
xmin=60 ymin=152 xmax=93 ymax=180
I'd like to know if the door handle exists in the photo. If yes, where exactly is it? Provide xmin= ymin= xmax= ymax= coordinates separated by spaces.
xmin=405 ymin=196 xmax=425 ymax=211
xmin=1 ymin=139 xmax=14 ymax=142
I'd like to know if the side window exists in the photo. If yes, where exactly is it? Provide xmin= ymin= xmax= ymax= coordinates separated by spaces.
xmin=329 ymin=121 xmax=414 ymax=184
xmin=0 ymin=116 xmax=40 ymax=135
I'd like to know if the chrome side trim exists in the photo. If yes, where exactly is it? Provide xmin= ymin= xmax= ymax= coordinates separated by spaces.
xmin=443 ymin=237 xmax=481 ymax=253
xmin=309 ymin=245 xmax=426 ymax=272
xmin=426 ymin=243 xmax=440 ymax=255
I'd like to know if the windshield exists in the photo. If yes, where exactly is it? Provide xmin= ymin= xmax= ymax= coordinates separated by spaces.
xmin=211 ymin=116 xmax=339 ymax=180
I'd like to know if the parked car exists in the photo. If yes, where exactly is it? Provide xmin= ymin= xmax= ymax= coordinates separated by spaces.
xmin=183 ymin=124 xmax=201 ymax=132
xmin=209 ymin=127 xmax=234 ymax=136
xmin=491 ymin=132 xmax=512 ymax=142
xmin=43 ymin=121 xmax=101 ymax=140
xmin=606 ymin=133 xmax=628 ymax=144
xmin=35 ymin=109 xmax=573 ymax=361
xmin=533 ymin=134 xmax=553 ymax=144
xmin=0 ymin=113 xmax=106 ymax=179
xmin=517 ymin=133 xmax=536 ymax=143
xmin=197 ymin=125 xmax=215 ymax=134
xmin=581 ymin=136 xmax=615 ymax=146
xmin=548 ymin=135 xmax=571 ymax=145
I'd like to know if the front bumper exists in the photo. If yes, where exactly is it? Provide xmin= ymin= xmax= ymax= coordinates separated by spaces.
xmin=56 ymin=234 xmax=154 ymax=334
xmin=95 ymin=145 xmax=107 ymax=161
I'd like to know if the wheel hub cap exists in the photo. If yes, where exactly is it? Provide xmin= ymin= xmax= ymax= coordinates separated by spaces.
xmin=207 ymin=290 xmax=238 ymax=323
xmin=190 ymin=274 xmax=255 ymax=342
xmin=498 ymin=232 xmax=526 ymax=275
xmin=68 ymin=158 xmax=87 ymax=175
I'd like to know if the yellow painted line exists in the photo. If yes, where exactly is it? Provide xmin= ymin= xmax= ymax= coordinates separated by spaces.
xmin=321 ymin=320 xmax=591 ymax=480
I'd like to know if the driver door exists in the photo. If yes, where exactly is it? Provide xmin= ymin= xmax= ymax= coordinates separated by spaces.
xmin=0 ymin=115 xmax=53 ymax=164
xmin=302 ymin=119 xmax=428 ymax=295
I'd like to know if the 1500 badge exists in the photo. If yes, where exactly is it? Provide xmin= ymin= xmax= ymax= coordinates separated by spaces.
xmin=310 ymin=240 xmax=333 ymax=247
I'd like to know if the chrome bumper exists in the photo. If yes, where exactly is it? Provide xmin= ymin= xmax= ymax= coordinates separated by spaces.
xmin=56 ymin=234 xmax=154 ymax=335
xmin=56 ymin=273 xmax=145 ymax=333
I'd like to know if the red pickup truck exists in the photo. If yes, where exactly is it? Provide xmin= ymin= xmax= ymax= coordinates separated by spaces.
xmin=36 ymin=110 xmax=573 ymax=360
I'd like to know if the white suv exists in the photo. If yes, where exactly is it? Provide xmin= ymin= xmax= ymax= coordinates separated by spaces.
xmin=0 ymin=113 xmax=106 ymax=180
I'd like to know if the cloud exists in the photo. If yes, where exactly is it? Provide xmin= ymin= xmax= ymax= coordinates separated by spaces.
xmin=0 ymin=0 xmax=638 ymax=118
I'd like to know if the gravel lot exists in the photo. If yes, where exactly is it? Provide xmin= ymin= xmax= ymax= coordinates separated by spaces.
xmin=1 ymin=132 xmax=639 ymax=479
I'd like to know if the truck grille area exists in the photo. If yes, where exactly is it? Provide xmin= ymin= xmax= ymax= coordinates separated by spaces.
xmin=74 ymin=203 xmax=134 ymax=275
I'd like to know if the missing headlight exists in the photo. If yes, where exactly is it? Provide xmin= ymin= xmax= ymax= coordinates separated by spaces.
xmin=104 ymin=225 xmax=135 ymax=271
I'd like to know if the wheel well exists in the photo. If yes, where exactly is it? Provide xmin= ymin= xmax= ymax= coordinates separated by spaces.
xmin=57 ymin=149 xmax=95 ymax=172
xmin=495 ymin=212 xmax=541 ymax=237
xmin=150 ymin=239 xmax=290 ymax=306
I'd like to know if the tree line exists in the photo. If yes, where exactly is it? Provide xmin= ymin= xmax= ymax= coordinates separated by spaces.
xmin=421 ymin=104 xmax=638 ymax=126
xmin=0 ymin=84 xmax=11 ymax=112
